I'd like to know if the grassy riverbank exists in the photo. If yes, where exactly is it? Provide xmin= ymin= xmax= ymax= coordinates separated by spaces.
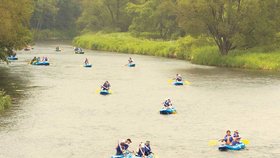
xmin=73 ymin=33 xmax=280 ymax=71
xmin=0 ymin=90 xmax=11 ymax=111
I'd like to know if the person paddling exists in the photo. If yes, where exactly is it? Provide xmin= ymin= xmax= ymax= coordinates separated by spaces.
xmin=174 ymin=74 xmax=183 ymax=82
xmin=144 ymin=141 xmax=152 ymax=156
xmin=221 ymin=130 xmax=233 ymax=145
xmin=84 ymin=58 xmax=89 ymax=65
xmin=137 ymin=142 xmax=146 ymax=157
xmin=30 ymin=56 xmax=37 ymax=64
xmin=137 ymin=141 xmax=152 ymax=157
xmin=232 ymin=130 xmax=241 ymax=145
xmin=163 ymin=98 xmax=173 ymax=109
xmin=101 ymin=81 xmax=111 ymax=91
xmin=115 ymin=139 xmax=132 ymax=155
xmin=128 ymin=57 xmax=134 ymax=64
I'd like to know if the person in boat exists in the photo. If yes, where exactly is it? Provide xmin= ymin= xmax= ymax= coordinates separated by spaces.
xmin=101 ymin=81 xmax=111 ymax=91
xmin=232 ymin=130 xmax=241 ymax=145
xmin=36 ymin=57 xmax=40 ymax=62
xmin=163 ymin=98 xmax=173 ymax=109
xmin=174 ymin=74 xmax=183 ymax=82
xmin=31 ymin=56 xmax=37 ymax=64
xmin=221 ymin=130 xmax=233 ymax=145
xmin=78 ymin=47 xmax=83 ymax=52
xmin=128 ymin=57 xmax=134 ymax=64
xmin=115 ymin=139 xmax=132 ymax=155
xmin=56 ymin=46 xmax=60 ymax=51
xmin=42 ymin=57 xmax=48 ymax=62
xmin=137 ymin=142 xmax=146 ymax=157
xmin=144 ymin=141 xmax=152 ymax=156
xmin=84 ymin=58 xmax=89 ymax=65
xmin=12 ymin=51 xmax=17 ymax=57
xmin=137 ymin=141 xmax=152 ymax=157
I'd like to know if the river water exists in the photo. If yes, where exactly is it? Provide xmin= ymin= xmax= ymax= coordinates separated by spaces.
xmin=0 ymin=42 xmax=279 ymax=158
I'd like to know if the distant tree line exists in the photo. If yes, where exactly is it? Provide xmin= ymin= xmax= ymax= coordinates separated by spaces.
xmin=0 ymin=0 xmax=279 ymax=59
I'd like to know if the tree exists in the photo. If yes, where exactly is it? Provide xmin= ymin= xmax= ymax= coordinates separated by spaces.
xmin=54 ymin=0 xmax=81 ymax=30
xmin=127 ymin=0 xmax=182 ymax=39
xmin=77 ymin=0 xmax=131 ymax=32
xmin=177 ymin=0 xmax=280 ymax=55
xmin=0 ymin=0 xmax=33 ymax=61
xmin=30 ymin=0 xmax=58 ymax=30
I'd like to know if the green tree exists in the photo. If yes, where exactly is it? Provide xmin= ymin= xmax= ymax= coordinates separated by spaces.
xmin=30 ymin=0 xmax=58 ymax=30
xmin=77 ymin=0 xmax=131 ymax=32
xmin=0 ymin=0 xmax=33 ymax=61
xmin=177 ymin=0 xmax=280 ymax=55
xmin=55 ymin=0 xmax=81 ymax=30
xmin=127 ymin=0 xmax=182 ymax=39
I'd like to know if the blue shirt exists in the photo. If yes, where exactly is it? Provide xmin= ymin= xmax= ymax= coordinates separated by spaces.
xmin=224 ymin=135 xmax=233 ymax=143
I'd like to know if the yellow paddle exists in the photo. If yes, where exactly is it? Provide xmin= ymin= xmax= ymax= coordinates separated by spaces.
xmin=208 ymin=139 xmax=250 ymax=146
xmin=167 ymin=79 xmax=173 ymax=83
xmin=240 ymin=139 xmax=250 ymax=145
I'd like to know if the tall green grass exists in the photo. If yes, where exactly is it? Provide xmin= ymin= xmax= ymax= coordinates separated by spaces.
xmin=0 ymin=90 xmax=11 ymax=111
xmin=73 ymin=32 xmax=280 ymax=71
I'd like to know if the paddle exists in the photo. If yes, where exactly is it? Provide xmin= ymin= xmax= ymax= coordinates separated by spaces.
xmin=208 ymin=139 xmax=250 ymax=146
xmin=168 ymin=79 xmax=191 ymax=85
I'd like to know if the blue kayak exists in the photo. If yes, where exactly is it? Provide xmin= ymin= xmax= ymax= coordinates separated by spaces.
xmin=111 ymin=153 xmax=154 ymax=158
xmin=218 ymin=143 xmax=245 ymax=151
xmin=31 ymin=61 xmax=50 ymax=66
xmin=7 ymin=56 xmax=18 ymax=60
xmin=100 ymin=90 xmax=110 ymax=95
xmin=160 ymin=108 xmax=177 ymax=115
xmin=128 ymin=63 xmax=136 ymax=67
xmin=84 ymin=64 xmax=92 ymax=68
xmin=173 ymin=81 xmax=184 ymax=86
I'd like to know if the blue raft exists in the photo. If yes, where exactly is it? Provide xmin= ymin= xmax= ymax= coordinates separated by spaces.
xmin=173 ymin=81 xmax=184 ymax=86
xmin=218 ymin=143 xmax=245 ymax=151
xmin=111 ymin=153 xmax=153 ymax=158
xmin=7 ymin=56 xmax=18 ymax=60
xmin=128 ymin=63 xmax=136 ymax=67
xmin=31 ymin=61 xmax=50 ymax=66
xmin=75 ymin=51 xmax=84 ymax=54
xmin=84 ymin=64 xmax=92 ymax=68
xmin=160 ymin=108 xmax=176 ymax=115
xmin=100 ymin=89 xmax=110 ymax=95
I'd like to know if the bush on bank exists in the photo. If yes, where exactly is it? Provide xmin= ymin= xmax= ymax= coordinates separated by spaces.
xmin=0 ymin=90 xmax=11 ymax=111
xmin=73 ymin=33 xmax=280 ymax=71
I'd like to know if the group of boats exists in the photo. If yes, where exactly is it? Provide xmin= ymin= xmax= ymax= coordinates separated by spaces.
xmin=9 ymin=46 xmax=247 ymax=156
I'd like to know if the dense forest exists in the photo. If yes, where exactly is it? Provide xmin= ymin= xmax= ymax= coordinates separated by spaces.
xmin=29 ymin=0 xmax=280 ymax=55
xmin=0 ymin=0 xmax=280 ymax=69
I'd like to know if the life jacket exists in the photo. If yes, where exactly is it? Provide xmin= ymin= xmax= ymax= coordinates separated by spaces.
xmin=116 ymin=143 xmax=129 ymax=155
xmin=144 ymin=145 xmax=152 ymax=156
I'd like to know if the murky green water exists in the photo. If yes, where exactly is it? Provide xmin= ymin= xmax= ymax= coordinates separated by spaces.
xmin=0 ymin=42 xmax=279 ymax=158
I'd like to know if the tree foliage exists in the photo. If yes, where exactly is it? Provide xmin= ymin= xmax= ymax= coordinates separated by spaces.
xmin=77 ymin=0 xmax=131 ymax=32
xmin=30 ymin=0 xmax=80 ymax=31
xmin=177 ymin=0 xmax=280 ymax=55
xmin=127 ymin=0 xmax=182 ymax=39
xmin=0 ymin=0 xmax=33 ymax=61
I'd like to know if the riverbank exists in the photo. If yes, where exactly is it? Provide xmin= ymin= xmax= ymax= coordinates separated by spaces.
xmin=0 ymin=90 xmax=11 ymax=111
xmin=73 ymin=33 xmax=280 ymax=71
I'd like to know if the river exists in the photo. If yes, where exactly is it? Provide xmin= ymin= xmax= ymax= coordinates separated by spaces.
xmin=0 ymin=42 xmax=280 ymax=158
